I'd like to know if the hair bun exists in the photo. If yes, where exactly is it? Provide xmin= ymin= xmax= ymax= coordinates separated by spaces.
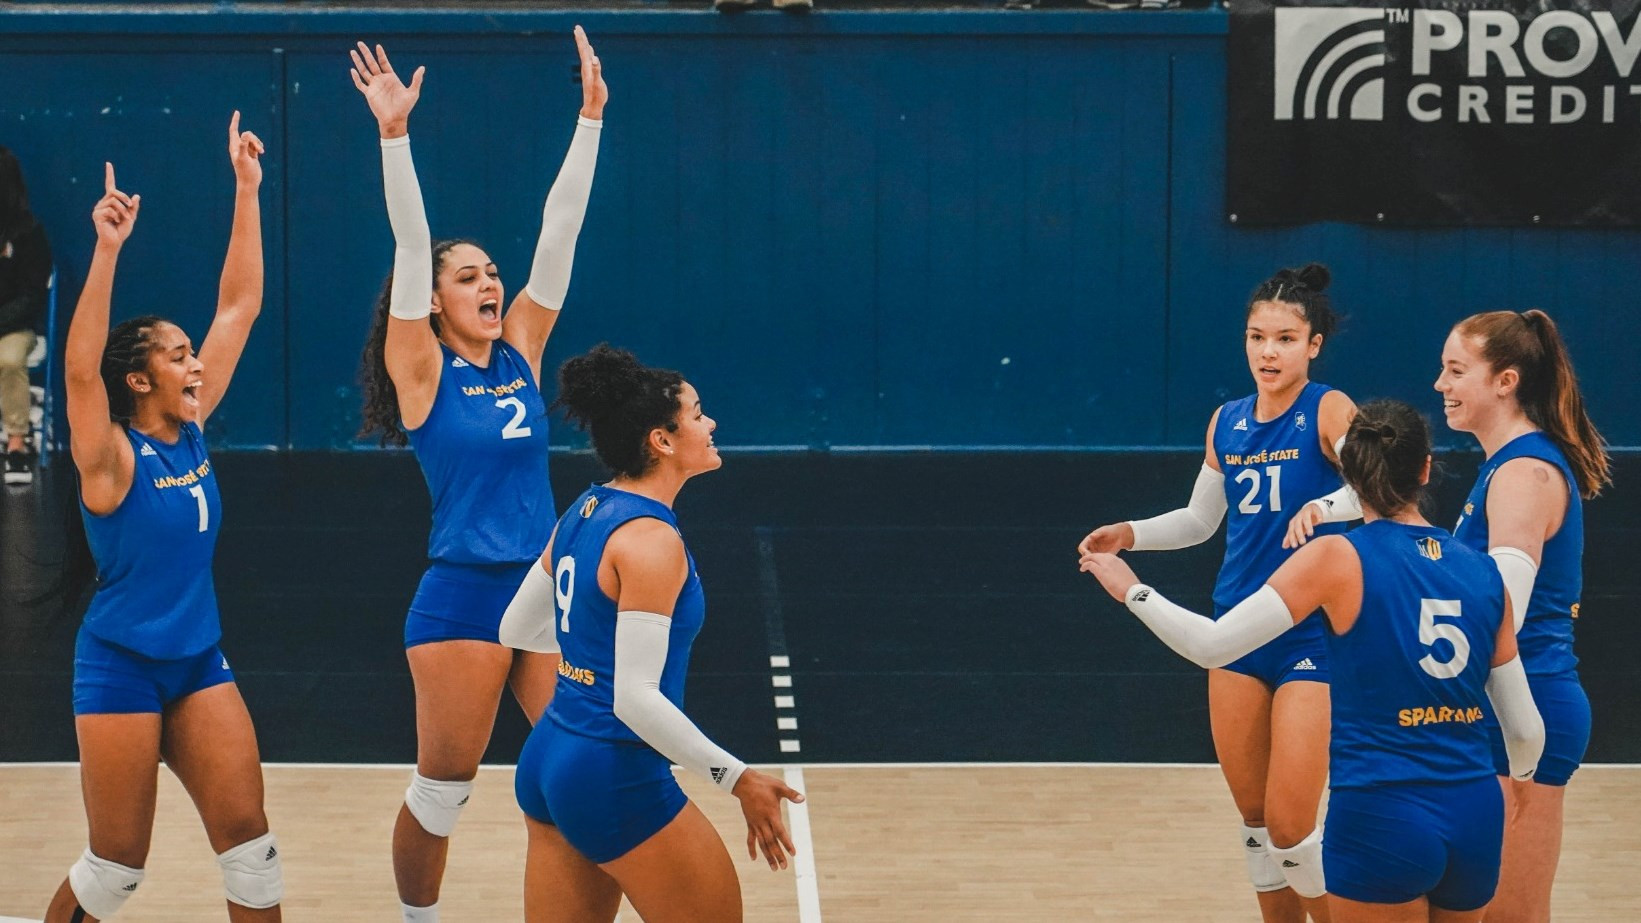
xmin=1293 ymin=262 xmax=1331 ymax=292
xmin=558 ymin=343 xmax=647 ymax=425
xmin=1355 ymin=421 xmax=1396 ymax=443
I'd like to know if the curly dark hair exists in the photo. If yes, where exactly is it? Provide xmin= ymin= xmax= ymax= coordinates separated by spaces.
xmin=554 ymin=344 xmax=686 ymax=479
xmin=356 ymin=239 xmax=475 ymax=446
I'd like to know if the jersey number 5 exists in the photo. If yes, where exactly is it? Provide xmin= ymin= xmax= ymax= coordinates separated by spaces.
xmin=1235 ymin=466 xmax=1283 ymax=514
xmin=496 ymin=397 xmax=534 ymax=440
xmin=1417 ymin=598 xmax=1470 ymax=679
xmin=555 ymin=556 xmax=576 ymax=633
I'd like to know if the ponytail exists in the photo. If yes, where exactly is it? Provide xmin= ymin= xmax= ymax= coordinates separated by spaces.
xmin=1455 ymin=310 xmax=1611 ymax=498
xmin=1339 ymin=400 xmax=1432 ymax=518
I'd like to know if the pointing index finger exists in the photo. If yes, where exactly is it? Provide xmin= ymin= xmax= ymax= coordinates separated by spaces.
xmin=229 ymin=109 xmax=241 ymax=146
xmin=104 ymin=161 xmax=115 ymax=194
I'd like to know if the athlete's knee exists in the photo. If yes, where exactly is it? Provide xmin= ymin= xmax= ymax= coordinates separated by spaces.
xmin=1239 ymin=824 xmax=1288 ymax=893
xmin=404 ymin=771 xmax=474 ymax=838
xmin=1268 ymin=826 xmax=1326 ymax=899
xmin=217 ymin=832 xmax=283 ymax=909
xmin=68 ymin=848 xmax=146 ymax=919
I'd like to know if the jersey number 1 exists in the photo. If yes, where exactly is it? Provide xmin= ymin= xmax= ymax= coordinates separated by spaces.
xmin=497 ymin=397 xmax=533 ymax=440
xmin=187 ymin=485 xmax=208 ymax=533
xmin=1235 ymin=466 xmax=1283 ymax=514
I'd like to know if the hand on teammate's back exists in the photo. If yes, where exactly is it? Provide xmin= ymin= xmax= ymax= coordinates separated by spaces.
xmin=1077 ymin=521 xmax=1135 ymax=557
xmin=1281 ymin=502 xmax=1326 ymax=549
xmin=732 ymin=768 xmax=804 ymax=871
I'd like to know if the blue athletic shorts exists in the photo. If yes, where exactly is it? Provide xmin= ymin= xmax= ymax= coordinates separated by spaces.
xmin=514 ymin=715 xmax=688 ymax=865
xmin=1487 ymin=671 xmax=1589 ymax=787
xmin=1220 ymin=610 xmax=1329 ymax=688
xmin=1325 ymin=777 xmax=1504 ymax=911
xmin=72 ymin=627 xmax=235 ymax=715
xmin=405 ymin=561 xmax=533 ymax=648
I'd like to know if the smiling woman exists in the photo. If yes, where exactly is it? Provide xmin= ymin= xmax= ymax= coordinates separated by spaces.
xmin=46 ymin=114 xmax=284 ymax=923
xmin=345 ymin=27 xmax=609 ymax=923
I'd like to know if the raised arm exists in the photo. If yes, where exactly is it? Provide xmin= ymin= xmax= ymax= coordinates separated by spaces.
xmin=195 ymin=111 xmax=265 ymax=423
xmin=606 ymin=518 xmax=803 ymax=871
xmin=504 ymin=25 xmax=608 ymax=383
xmin=65 ymin=164 xmax=140 ymax=513
xmin=351 ymin=41 xmax=442 ymax=426
xmin=1080 ymin=535 xmax=1357 ymax=670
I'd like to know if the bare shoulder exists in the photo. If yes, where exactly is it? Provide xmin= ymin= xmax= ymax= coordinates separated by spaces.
xmin=1492 ymin=455 xmax=1567 ymax=497
xmin=606 ymin=517 xmax=688 ymax=576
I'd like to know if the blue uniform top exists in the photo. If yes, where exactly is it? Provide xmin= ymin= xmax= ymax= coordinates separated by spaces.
xmin=1453 ymin=432 xmax=1583 ymax=677
xmin=80 ymin=422 xmax=222 ymax=659
xmin=407 ymin=341 xmax=553 ymax=565
xmin=545 ymin=485 xmax=707 ymax=744
xmin=1329 ymin=521 xmax=1504 ymax=789
xmin=1211 ymin=382 xmax=1345 ymax=614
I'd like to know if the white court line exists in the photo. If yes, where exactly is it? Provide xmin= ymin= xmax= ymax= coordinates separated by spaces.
xmin=0 ymin=916 xmax=42 ymax=922
xmin=4 ymin=761 xmax=1640 ymax=771
xmin=785 ymin=766 xmax=822 ymax=923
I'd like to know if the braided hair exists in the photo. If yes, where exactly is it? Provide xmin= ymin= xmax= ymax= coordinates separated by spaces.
xmin=101 ymin=315 xmax=167 ymax=424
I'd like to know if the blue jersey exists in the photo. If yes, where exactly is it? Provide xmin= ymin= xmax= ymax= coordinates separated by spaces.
xmin=407 ymin=341 xmax=553 ymax=565
xmin=1329 ymin=521 xmax=1504 ymax=789
xmin=1212 ymin=382 xmax=1345 ymax=613
xmin=1453 ymin=432 xmax=1582 ymax=677
xmin=545 ymin=485 xmax=707 ymax=744
xmin=81 ymin=422 xmax=221 ymax=659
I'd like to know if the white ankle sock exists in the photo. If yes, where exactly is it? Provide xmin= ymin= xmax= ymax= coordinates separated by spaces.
xmin=402 ymin=902 xmax=438 ymax=923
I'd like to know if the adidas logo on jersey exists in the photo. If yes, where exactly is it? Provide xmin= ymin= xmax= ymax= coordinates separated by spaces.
xmin=140 ymin=443 xmax=157 ymax=456
xmin=1234 ymin=418 xmax=1248 ymax=431
xmin=221 ymin=656 xmax=230 ymax=670
xmin=451 ymin=357 xmax=469 ymax=367
xmin=1292 ymin=658 xmax=1317 ymax=671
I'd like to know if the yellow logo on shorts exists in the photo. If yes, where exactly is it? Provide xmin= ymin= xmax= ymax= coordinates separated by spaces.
xmin=581 ymin=496 xmax=599 ymax=518
xmin=1463 ymin=502 xmax=1474 ymax=517
xmin=1571 ymin=602 xmax=1580 ymax=619
xmin=1416 ymin=536 xmax=1442 ymax=561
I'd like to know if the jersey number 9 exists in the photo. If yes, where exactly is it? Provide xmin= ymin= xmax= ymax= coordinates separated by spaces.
xmin=555 ymin=556 xmax=576 ymax=634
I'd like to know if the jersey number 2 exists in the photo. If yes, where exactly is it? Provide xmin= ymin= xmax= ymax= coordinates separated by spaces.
xmin=555 ymin=556 xmax=576 ymax=633
xmin=497 ymin=397 xmax=533 ymax=440
xmin=187 ymin=485 xmax=208 ymax=533
xmin=1417 ymin=598 xmax=1470 ymax=679
xmin=1235 ymin=466 xmax=1283 ymax=514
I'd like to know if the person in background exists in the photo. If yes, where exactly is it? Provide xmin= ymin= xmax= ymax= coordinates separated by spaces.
xmin=0 ymin=145 xmax=54 ymax=486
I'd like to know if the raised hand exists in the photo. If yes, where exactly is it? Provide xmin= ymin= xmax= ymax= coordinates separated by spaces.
xmin=349 ymin=42 xmax=425 ymax=138
xmin=227 ymin=110 xmax=266 ymax=187
xmin=573 ymin=25 xmax=608 ymax=120
xmin=92 ymin=162 xmax=140 ymax=247
xmin=1077 ymin=522 xmax=1135 ymax=557
xmin=1079 ymin=552 xmax=1141 ymax=604
xmin=732 ymin=769 xmax=803 ymax=871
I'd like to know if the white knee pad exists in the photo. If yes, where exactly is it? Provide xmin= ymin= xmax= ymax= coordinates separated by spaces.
xmin=217 ymin=832 xmax=283 ymax=909
xmin=405 ymin=772 xmax=473 ymax=838
xmin=1269 ymin=826 xmax=1326 ymax=899
xmin=68 ymin=848 xmax=145 ymax=919
xmin=1240 ymin=824 xmax=1287 ymax=893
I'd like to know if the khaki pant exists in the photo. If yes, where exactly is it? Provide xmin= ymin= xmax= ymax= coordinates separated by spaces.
xmin=0 ymin=329 xmax=37 ymax=439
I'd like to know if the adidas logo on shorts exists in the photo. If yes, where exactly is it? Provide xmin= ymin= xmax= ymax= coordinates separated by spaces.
xmin=1292 ymin=658 xmax=1317 ymax=671
xmin=140 ymin=443 xmax=157 ymax=456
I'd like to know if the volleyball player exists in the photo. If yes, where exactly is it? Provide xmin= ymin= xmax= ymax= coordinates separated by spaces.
xmin=349 ymin=29 xmax=607 ymax=921
xmin=1077 ymin=263 xmax=1356 ymax=921
xmin=1434 ymin=310 xmax=1609 ymax=923
xmin=499 ymin=345 xmax=802 ymax=923
xmin=1084 ymin=400 xmax=1546 ymax=923
xmin=46 ymin=118 xmax=282 ymax=922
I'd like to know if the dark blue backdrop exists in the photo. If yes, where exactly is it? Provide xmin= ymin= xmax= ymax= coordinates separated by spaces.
xmin=4 ymin=7 xmax=1637 ymax=450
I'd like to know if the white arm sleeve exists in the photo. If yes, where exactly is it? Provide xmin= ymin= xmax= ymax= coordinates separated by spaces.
xmin=522 ymin=117 xmax=602 ymax=311
xmin=1127 ymin=464 xmax=1228 ymax=551
xmin=1306 ymin=484 xmax=1364 ymax=524
xmin=1489 ymin=547 xmax=1539 ymax=635
xmin=1485 ymin=656 xmax=1545 ymax=781
xmin=498 ymin=563 xmax=560 ymax=653
xmin=379 ymin=136 xmax=433 ymax=321
xmin=613 ymin=611 xmax=747 ymax=794
xmin=1124 ymin=584 xmax=1295 ymax=669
